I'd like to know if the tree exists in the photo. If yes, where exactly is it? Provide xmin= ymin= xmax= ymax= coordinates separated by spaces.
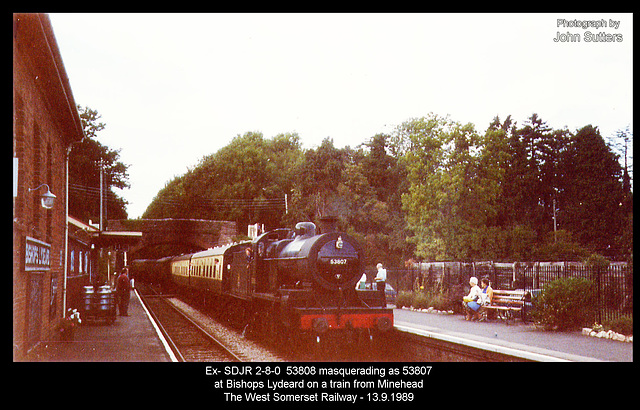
xmin=397 ymin=114 xmax=504 ymax=260
xmin=613 ymin=128 xmax=634 ymax=260
xmin=360 ymin=134 xmax=398 ymax=202
xmin=502 ymin=114 xmax=561 ymax=233
xmin=331 ymin=136 xmax=412 ymax=269
xmin=393 ymin=114 xmax=452 ymax=260
xmin=141 ymin=173 xmax=189 ymax=220
xmin=142 ymin=112 xmax=632 ymax=264
xmin=143 ymin=131 xmax=303 ymax=230
xmin=558 ymin=125 xmax=626 ymax=255
xmin=69 ymin=106 xmax=129 ymax=223
xmin=294 ymin=137 xmax=347 ymax=219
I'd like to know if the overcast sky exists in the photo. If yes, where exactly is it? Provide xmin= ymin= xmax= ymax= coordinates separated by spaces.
xmin=48 ymin=13 xmax=633 ymax=219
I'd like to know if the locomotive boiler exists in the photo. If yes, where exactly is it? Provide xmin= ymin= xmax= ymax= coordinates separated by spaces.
xmin=265 ymin=221 xmax=362 ymax=291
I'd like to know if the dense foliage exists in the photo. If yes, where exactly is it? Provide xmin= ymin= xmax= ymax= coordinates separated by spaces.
xmin=531 ymin=277 xmax=596 ymax=330
xmin=142 ymin=113 xmax=633 ymax=268
xmin=143 ymin=132 xmax=304 ymax=230
xmin=69 ymin=106 xmax=129 ymax=223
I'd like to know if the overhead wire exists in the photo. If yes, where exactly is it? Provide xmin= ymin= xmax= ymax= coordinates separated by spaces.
xmin=70 ymin=182 xmax=286 ymax=211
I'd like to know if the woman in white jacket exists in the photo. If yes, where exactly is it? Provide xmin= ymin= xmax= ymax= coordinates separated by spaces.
xmin=462 ymin=277 xmax=483 ymax=321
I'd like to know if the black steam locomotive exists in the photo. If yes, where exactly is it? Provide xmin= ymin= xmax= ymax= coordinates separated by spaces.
xmin=134 ymin=219 xmax=393 ymax=340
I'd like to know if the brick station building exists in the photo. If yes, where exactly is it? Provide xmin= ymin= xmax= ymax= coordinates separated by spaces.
xmin=13 ymin=14 xmax=85 ymax=360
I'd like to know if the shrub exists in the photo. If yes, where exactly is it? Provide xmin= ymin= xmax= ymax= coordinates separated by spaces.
xmin=394 ymin=290 xmax=453 ymax=311
xmin=430 ymin=293 xmax=449 ymax=311
xmin=395 ymin=291 xmax=413 ymax=309
xmin=605 ymin=316 xmax=633 ymax=336
xmin=532 ymin=277 xmax=595 ymax=330
xmin=412 ymin=292 xmax=430 ymax=309
xmin=584 ymin=253 xmax=610 ymax=269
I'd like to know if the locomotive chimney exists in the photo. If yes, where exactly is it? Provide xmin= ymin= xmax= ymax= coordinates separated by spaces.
xmin=318 ymin=216 xmax=338 ymax=233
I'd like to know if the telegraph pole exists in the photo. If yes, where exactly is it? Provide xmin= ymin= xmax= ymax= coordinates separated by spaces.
xmin=553 ymin=198 xmax=557 ymax=243
xmin=99 ymin=160 xmax=104 ymax=231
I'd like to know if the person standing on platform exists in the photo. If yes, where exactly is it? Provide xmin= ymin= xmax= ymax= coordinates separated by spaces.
xmin=116 ymin=267 xmax=131 ymax=316
xmin=356 ymin=272 xmax=367 ymax=290
xmin=375 ymin=263 xmax=387 ymax=289
xmin=375 ymin=263 xmax=387 ymax=306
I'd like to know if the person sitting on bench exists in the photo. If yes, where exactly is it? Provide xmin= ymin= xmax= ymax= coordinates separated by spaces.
xmin=463 ymin=277 xmax=482 ymax=321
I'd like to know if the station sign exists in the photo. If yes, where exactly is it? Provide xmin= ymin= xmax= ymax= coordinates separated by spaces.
xmin=23 ymin=236 xmax=51 ymax=272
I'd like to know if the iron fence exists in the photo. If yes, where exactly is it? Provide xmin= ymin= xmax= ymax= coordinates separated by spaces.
xmin=388 ymin=261 xmax=633 ymax=324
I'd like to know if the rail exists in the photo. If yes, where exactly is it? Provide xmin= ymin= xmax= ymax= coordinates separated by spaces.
xmin=137 ymin=284 xmax=243 ymax=362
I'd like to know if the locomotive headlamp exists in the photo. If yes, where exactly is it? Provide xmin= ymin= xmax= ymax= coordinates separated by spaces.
xmin=29 ymin=184 xmax=56 ymax=209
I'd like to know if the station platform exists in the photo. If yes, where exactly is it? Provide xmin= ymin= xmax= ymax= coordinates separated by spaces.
xmin=24 ymin=294 xmax=632 ymax=362
xmin=25 ymin=289 xmax=172 ymax=362
xmin=394 ymin=307 xmax=633 ymax=362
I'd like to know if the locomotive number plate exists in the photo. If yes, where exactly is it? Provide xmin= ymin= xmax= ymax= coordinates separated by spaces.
xmin=330 ymin=259 xmax=348 ymax=265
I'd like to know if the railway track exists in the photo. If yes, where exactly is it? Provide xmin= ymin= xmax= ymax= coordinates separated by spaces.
xmin=136 ymin=282 xmax=535 ymax=362
xmin=137 ymin=284 xmax=244 ymax=362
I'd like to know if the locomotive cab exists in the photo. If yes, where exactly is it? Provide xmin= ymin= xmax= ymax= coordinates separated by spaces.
xmin=251 ymin=228 xmax=293 ymax=293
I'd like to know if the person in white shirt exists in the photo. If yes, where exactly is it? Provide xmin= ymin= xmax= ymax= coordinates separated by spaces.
xmin=375 ymin=263 xmax=387 ymax=289
xmin=375 ymin=263 xmax=387 ymax=306
xmin=462 ymin=277 xmax=482 ymax=320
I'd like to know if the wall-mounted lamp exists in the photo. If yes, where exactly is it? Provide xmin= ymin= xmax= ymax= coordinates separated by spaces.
xmin=29 ymin=183 xmax=56 ymax=209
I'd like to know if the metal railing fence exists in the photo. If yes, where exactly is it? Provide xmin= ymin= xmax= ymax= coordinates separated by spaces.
xmin=387 ymin=261 xmax=632 ymax=324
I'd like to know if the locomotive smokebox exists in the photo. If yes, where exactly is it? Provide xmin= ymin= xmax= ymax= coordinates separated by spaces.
xmin=317 ymin=216 xmax=338 ymax=234
xmin=276 ymin=225 xmax=363 ymax=291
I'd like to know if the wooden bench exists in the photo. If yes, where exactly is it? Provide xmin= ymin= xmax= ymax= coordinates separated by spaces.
xmin=481 ymin=289 xmax=527 ymax=325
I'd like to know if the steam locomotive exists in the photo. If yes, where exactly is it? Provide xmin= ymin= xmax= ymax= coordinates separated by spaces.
xmin=134 ymin=219 xmax=393 ymax=340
